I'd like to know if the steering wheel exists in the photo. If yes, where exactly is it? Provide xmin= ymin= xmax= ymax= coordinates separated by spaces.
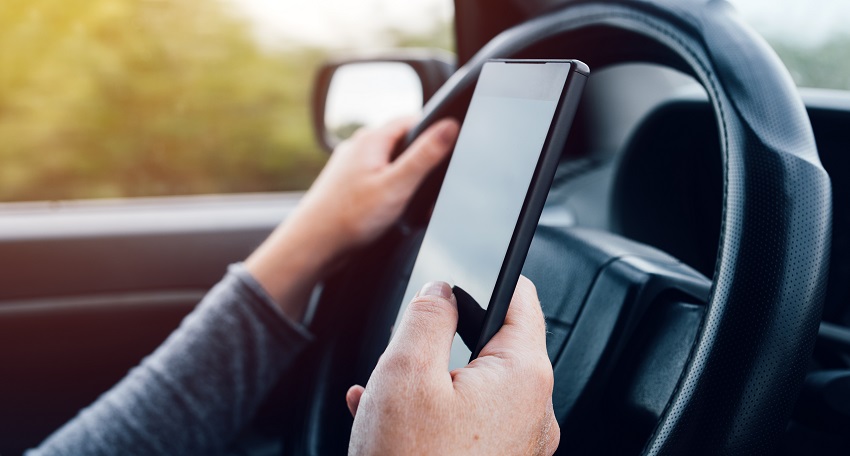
xmin=287 ymin=0 xmax=832 ymax=454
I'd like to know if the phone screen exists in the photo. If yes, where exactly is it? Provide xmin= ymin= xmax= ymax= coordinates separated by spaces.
xmin=394 ymin=61 xmax=571 ymax=370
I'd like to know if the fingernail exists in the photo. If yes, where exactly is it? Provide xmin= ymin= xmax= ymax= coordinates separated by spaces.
xmin=419 ymin=281 xmax=453 ymax=300
xmin=436 ymin=121 xmax=457 ymax=146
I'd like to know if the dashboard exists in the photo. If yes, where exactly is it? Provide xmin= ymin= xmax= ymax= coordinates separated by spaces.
xmin=546 ymin=65 xmax=850 ymax=326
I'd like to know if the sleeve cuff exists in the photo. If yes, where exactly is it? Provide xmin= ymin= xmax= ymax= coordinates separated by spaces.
xmin=227 ymin=262 xmax=315 ymax=345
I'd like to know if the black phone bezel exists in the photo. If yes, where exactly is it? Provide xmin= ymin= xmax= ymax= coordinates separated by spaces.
xmin=468 ymin=58 xmax=588 ymax=359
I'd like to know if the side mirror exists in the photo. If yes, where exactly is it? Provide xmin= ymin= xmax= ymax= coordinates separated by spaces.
xmin=312 ymin=51 xmax=455 ymax=152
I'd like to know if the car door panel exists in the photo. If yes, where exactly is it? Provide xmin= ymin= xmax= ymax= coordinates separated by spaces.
xmin=0 ymin=193 xmax=298 ymax=453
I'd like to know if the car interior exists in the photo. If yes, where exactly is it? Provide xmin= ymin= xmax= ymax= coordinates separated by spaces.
xmin=1 ymin=0 xmax=849 ymax=454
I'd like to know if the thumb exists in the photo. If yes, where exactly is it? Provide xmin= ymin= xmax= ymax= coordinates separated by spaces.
xmin=384 ymin=281 xmax=458 ymax=373
xmin=346 ymin=384 xmax=365 ymax=417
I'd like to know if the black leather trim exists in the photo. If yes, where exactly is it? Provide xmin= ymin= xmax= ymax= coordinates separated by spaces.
xmin=411 ymin=1 xmax=832 ymax=453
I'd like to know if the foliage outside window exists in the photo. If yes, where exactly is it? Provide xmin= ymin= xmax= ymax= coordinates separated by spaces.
xmin=1 ymin=0 xmax=844 ymax=203
xmin=0 ymin=0 xmax=452 ymax=202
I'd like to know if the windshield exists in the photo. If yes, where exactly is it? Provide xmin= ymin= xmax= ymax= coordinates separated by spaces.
xmin=729 ymin=0 xmax=850 ymax=90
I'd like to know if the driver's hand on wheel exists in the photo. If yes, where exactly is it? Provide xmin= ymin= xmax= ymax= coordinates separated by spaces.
xmin=245 ymin=117 xmax=460 ymax=320
xmin=346 ymin=276 xmax=560 ymax=456
xmin=291 ymin=116 xmax=460 ymax=253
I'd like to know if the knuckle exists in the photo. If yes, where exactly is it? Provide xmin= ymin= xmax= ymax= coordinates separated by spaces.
xmin=379 ymin=349 xmax=429 ymax=379
xmin=375 ymin=350 xmax=430 ymax=389
xmin=407 ymin=295 xmax=456 ymax=321
xmin=374 ymin=354 xmax=437 ymax=406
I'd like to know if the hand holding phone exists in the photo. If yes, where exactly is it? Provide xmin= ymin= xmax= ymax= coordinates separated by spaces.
xmin=349 ymin=276 xmax=560 ymax=455
xmin=393 ymin=59 xmax=588 ymax=369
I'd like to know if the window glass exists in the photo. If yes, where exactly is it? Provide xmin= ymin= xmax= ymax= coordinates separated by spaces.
xmin=730 ymin=0 xmax=850 ymax=90
xmin=0 ymin=0 xmax=453 ymax=202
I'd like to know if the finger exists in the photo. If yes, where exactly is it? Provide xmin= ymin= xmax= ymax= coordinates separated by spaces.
xmin=383 ymin=281 xmax=458 ymax=373
xmin=346 ymin=384 xmax=365 ymax=417
xmin=354 ymin=116 xmax=418 ymax=157
xmin=479 ymin=275 xmax=547 ymax=357
xmin=387 ymin=118 xmax=459 ymax=192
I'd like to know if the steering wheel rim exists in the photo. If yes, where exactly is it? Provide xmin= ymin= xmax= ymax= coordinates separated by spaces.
xmin=298 ymin=1 xmax=832 ymax=454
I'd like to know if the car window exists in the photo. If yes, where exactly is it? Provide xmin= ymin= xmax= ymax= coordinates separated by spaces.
xmin=0 ymin=0 xmax=453 ymax=203
xmin=729 ymin=0 xmax=850 ymax=90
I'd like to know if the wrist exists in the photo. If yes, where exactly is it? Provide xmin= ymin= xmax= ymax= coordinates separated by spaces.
xmin=245 ymin=210 xmax=342 ymax=320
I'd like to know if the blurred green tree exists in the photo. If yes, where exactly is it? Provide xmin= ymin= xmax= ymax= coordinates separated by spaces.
xmin=0 ymin=0 xmax=332 ymax=201
xmin=0 ymin=0 xmax=454 ymax=202
xmin=0 ymin=0 xmax=846 ymax=203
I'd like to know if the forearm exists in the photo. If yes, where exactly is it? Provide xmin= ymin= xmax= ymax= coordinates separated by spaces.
xmin=244 ymin=199 xmax=343 ymax=321
xmin=29 ymin=264 xmax=312 ymax=456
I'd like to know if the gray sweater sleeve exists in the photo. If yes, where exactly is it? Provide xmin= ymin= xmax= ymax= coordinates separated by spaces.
xmin=28 ymin=263 xmax=313 ymax=456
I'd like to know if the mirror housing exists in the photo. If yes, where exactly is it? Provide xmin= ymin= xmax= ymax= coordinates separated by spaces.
xmin=312 ymin=50 xmax=455 ymax=152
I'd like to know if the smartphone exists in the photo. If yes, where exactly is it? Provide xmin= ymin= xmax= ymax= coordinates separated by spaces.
xmin=394 ymin=59 xmax=588 ymax=370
